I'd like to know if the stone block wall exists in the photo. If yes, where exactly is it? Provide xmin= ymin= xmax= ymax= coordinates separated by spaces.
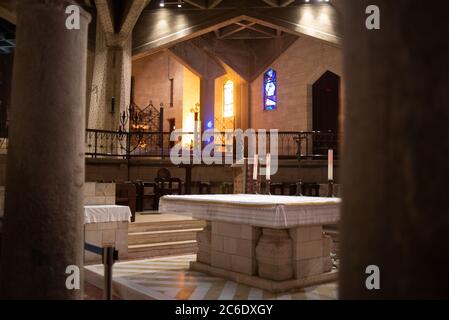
xmin=83 ymin=182 xmax=128 ymax=264
xmin=210 ymin=221 xmax=261 ymax=276
xmin=251 ymin=36 xmax=344 ymax=132
xmin=84 ymin=182 xmax=116 ymax=205
xmin=288 ymin=226 xmax=332 ymax=279
xmin=84 ymin=221 xmax=128 ymax=264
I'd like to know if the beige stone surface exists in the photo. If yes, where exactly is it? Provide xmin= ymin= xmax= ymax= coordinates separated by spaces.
xmin=255 ymin=228 xmax=293 ymax=281
xmin=84 ymin=221 xmax=129 ymax=264
xmin=294 ymin=239 xmax=324 ymax=261
xmin=211 ymin=234 xmax=224 ymax=252
xmin=323 ymin=235 xmax=332 ymax=257
xmin=258 ymin=262 xmax=293 ymax=281
xmin=211 ymin=251 xmax=232 ymax=270
xmin=197 ymin=251 xmax=211 ymax=265
xmin=230 ymin=255 xmax=255 ymax=275
xmin=295 ymin=257 xmax=326 ymax=279
xmin=289 ymin=225 xmax=323 ymax=243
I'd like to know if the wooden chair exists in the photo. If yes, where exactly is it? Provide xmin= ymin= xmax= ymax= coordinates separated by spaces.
xmin=288 ymin=183 xmax=320 ymax=196
xmin=141 ymin=181 xmax=157 ymax=211
xmin=220 ymin=182 xmax=233 ymax=194
xmin=270 ymin=183 xmax=285 ymax=195
xmin=115 ymin=182 xmax=137 ymax=222
xmin=154 ymin=177 xmax=183 ymax=210
xmin=302 ymin=183 xmax=320 ymax=197
xmin=199 ymin=182 xmax=212 ymax=194
xmin=132 ymin=181 xmax=143 ymax=212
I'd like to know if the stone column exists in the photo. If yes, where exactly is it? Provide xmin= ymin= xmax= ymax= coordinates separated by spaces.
xmin=340 ymin=1 xmax=449 ymax=299
xmin=87 ymin=22 xmax=132 ymax=131
xmin=200 ymin=77 xmax=215 ymax=132
xmin=0 ymin=0 xmax=90 ymax=299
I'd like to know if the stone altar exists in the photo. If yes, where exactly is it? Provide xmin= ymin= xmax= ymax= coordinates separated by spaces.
xmin=159 ymin=194 xmax=340 ymax=292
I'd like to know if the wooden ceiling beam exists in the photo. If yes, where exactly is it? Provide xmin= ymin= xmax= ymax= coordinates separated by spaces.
xmin=262 ymin=0 xmax=279 ymax=7
xmin=219 ymin=22 xmax=256 ymax=39
xmin=279 ymin=0 xmax=295 ymax=7
xmin=208 ymin=0 xmax=223 ymax=8
xmin=235 ymin=22 xmax=276 ymax=38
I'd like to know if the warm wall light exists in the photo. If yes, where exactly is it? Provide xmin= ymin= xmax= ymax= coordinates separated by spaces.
xmin=159 ymin=0 xmax=184 ymax=8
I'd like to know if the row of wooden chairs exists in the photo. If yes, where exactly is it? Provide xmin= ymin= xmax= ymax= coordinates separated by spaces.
xmin=115 ymin=178 xmax=217 ymax=222
xmin=269 ymin=182 xmax=320 ymax=196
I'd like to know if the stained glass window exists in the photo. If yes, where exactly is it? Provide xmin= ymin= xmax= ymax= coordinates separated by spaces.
xmin=264 ymin=68 xmax=277 ymax=111
xmin=223 ymin=80 xmax=234 ymax=118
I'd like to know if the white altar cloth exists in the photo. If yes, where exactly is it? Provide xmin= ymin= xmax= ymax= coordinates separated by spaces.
xmin=159 ymin=194 xmax=340 ymax=228
xmin=84 ymin=205 xmax=132 ymax=224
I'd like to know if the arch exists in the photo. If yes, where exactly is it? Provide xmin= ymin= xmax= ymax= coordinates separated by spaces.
xmin=311 ymin=70 xmax=340 ymax=154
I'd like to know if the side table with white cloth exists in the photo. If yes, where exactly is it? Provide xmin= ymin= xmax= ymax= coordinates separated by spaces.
xmin=159 ymin=194 xmax=340 ymax=292
xmin=84 ymin=205 xmax=131 ymax=264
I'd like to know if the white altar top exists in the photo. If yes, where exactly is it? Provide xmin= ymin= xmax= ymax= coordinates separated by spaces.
xmin=84 ymin=205 xmax=132 ymax=224
xmin=159 ymin=194 xmax=340 ymax=228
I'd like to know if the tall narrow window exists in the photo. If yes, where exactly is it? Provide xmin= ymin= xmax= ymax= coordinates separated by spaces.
xmin=223 ymin=80 xmax=234 ymax=118
xmin=264 ymin=68 xmax=277 ymax=111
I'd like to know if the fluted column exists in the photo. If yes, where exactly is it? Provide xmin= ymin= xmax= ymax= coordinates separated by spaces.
xmin=0 ymin=0 xmax=90 ymax=299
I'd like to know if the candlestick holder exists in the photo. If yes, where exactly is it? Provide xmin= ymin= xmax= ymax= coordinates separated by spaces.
xmin=296 ymin=180 xmax=303 ymax=196
xmin=265 ymin=179 xmax=271 ymax=195
xmin=328 ymin=180 xmax=334 ymax=197
xmin=253 ymin=179 xmax=260 ymax=194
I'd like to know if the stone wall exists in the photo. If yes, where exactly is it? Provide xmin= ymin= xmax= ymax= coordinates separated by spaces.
xmin=132 ymin=51 xmax=186 ymax=132
xmin=84 ymin=182 xmax=116 ymax=205
xmin=83 ymin=182 xmax=128 ymax=264
xmin=250 ymin=37 xmax=344 ymax=132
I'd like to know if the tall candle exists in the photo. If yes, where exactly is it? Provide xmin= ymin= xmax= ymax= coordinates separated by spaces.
xmin=328 ymin=149 xmax=333 ymax=181
xmin=253 ymin=154 xmax=258 ymax=180
xmin=266 ymin=153 xmax=271 ymax=180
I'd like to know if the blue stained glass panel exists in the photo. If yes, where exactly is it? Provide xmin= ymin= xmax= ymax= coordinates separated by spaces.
xmin=264 ymin=68 xmax=277 ymax=111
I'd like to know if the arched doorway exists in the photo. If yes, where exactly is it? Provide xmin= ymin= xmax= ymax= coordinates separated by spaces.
xmin=312 ymin=70 xmax=340 ymax=155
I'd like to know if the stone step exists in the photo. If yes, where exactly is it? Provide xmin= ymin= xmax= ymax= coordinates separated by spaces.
xmin=128 ymin=228 xmax=202 ymax=245
xmin=129 ymin=219 xmax=206 ymax=233
xmin=127 ymin=240 xmax=198 ymax=260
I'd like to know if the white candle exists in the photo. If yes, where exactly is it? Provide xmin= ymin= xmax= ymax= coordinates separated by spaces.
xmin=328 ymin=149 xmax=334 ymax=181
xmin=253 ymin=154 xmax=258 ymax=180
xmin=266 ymin=153 xmax=271 ymax=180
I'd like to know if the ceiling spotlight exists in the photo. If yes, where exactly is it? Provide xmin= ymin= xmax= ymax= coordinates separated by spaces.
xmin=177 ymin=0 xmax=182 ymax=7
xmin=159 ymin=0 xmax=165 ymax=7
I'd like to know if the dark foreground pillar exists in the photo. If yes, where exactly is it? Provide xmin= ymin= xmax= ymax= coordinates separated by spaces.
xmin=340 ymin=1 xmax=449 ymax=298
xmin=0 ymin=0 xmax=90 ymax=299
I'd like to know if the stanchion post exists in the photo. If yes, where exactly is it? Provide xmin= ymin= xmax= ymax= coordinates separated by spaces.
xmin=265 ymin=179 xmax=271 ymax=195
xmin=103 ymin=246 xmax=115 ymax=300
xmin=328 ymin=180 xmax=334 ymax=198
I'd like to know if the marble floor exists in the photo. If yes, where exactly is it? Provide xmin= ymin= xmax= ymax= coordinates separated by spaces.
xmin=85 ymin=254 xmax=338 ymax=300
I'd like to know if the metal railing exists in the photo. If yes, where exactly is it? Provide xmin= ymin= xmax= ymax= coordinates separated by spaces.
xmin=84 ymin=129 xmax=339 ymax=160
xmin=0 ymin=130 xmax=339 ymax=160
